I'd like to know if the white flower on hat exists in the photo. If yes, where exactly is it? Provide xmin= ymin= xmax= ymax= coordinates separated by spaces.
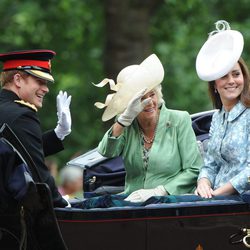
xmin=208 ymin=20 xmax=231 ymax=38
xmin=196 ymin=20 xmax=244 ymax=82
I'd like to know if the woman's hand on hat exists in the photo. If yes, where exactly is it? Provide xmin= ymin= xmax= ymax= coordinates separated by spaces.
xmin=117 ymin=88 xmax=151 ymax=127
xmin=54 ymin=90 xmax=72 ymax=140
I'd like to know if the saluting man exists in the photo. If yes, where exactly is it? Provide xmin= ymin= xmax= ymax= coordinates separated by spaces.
xmin=0 ymin=49 xmax=71 ymax=207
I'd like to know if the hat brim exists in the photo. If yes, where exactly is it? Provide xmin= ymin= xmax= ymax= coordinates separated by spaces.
xmin=196 ymin=30 xmax=244 ymax=81
xmin=102 ymin=54 xmax=164 ymax=121
xmin=25 ymin=69 xmax=54 ymax=83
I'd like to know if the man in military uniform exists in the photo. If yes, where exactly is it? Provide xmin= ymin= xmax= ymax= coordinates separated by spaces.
xmin=0 ymin=49 xmax=71 ymax=208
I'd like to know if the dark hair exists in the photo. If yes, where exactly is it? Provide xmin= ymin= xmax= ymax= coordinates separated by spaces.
xmin=208 ymin=57 xmax=250 ymax=109
xmin=0 ymin=70 xmax=29 ymax=87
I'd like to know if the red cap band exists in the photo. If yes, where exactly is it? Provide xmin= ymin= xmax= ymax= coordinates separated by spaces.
xmin=3 ymin=59 xmax=50 ymax=71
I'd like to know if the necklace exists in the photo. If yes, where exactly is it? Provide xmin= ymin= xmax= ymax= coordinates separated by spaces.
xmin=141 ymin=131 xmax=155 ymax=144
xmin=139 ymin=114 xmax=159 ymax=144
xmin=139 ymin=113 xmax=159 ymax=170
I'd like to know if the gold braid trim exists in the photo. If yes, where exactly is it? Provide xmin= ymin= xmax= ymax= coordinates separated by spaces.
xmin=14 ymin=100 xmax=38 ymax=112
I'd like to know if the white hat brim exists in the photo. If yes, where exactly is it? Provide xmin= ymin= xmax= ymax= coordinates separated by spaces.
xmin=196 ymin=30 xmax=244 ymax=81
xmin=102 ymin=54 xmax=164 ymax=121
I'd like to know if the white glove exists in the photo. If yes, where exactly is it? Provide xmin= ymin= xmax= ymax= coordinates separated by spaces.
xmin=125 ymin=185 xmax=167 ymax=203
xmin=54 ymin=90 xmax=72 ymax=140
xmin=117 ymin=88 xmax=152 ymax=127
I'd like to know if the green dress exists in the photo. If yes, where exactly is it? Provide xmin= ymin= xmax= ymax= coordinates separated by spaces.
xmin=98 ymin=104 xmax=203 ymax=195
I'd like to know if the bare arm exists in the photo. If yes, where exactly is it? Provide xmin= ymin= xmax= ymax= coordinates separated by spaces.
xmin=212 ymin=182 xmax=236 ymax=196
xmin=112 ymin=122 xmax=125 ymax=137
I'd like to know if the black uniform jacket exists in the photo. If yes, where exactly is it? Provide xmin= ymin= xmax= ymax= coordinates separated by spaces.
xmin=0 ymin=89 xmax=67 ymax=207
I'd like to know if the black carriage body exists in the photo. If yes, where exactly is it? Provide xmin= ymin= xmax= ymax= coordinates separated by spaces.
xmin=56 ymin=200 xmax=250 ymax=250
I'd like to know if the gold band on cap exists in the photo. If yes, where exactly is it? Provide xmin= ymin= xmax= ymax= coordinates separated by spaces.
xmin=25 ymin=69 xmax=54 ymax=83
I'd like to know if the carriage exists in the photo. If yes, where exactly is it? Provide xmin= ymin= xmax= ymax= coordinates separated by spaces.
xmin=1 ymin=110 xmax=250 ymax=250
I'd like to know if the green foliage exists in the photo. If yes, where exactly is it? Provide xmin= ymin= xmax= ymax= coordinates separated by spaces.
xmin=0 ymin=0 xmax=105 ymax=166
xmin=1 ymin=0 xmax=250 ymax=167
xmin=151 ymin=0 xmax=250 ymax=113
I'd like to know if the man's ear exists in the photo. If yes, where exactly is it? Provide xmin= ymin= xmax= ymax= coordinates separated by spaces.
xmin=13 ymin=73 xmax=22 ymax=87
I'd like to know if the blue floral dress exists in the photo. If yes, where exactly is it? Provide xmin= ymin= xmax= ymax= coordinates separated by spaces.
xmin=198 ymin=101 xmax=250 ymax=194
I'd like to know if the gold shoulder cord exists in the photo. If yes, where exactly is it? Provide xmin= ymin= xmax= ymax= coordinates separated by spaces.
xmin=14 ymin=100 xmax=38 ymax=112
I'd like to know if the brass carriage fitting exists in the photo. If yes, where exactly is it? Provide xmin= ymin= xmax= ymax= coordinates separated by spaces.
xmin=241 ymin=228 xmax=250 ymax=248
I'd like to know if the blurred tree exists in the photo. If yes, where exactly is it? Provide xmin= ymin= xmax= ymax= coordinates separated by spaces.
xmin=104 ymin=0 xmax=164 ymax=79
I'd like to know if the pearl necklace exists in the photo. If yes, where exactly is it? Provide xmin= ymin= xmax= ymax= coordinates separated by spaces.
xmin=141 ymin=131 xmax=155 ymax=144
xmin=139 ymin=115 xmax=159 ymax=144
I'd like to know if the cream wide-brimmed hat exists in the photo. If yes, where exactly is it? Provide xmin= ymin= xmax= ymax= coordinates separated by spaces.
xmin=93 ymin=54 xmax=165 ymax=121
xmin=196 ymin=20 xmax=244 ymax=82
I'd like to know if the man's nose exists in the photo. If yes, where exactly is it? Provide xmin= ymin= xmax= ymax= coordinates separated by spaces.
xmin=42 ymin=84 xmax=49 ymax=93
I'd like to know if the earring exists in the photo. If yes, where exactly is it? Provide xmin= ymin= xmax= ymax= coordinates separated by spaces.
xmin=214 ymin=88 xmax=217 ymax=93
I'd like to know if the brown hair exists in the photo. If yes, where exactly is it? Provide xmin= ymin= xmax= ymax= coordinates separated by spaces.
xmin=0 ymin=70 xmax=29 ymax=87
xmin=208 ymin=57 xmax=250 ymax=109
